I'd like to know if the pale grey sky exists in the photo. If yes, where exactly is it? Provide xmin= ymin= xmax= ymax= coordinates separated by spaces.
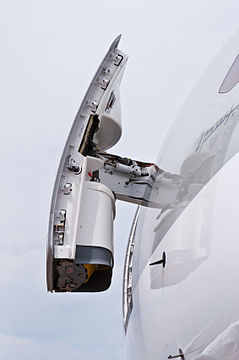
xmin=1 ymin=0 xmax=239 ymax=359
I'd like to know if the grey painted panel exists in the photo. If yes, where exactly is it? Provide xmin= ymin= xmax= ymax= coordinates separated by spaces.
xmin=75 ymin=245 xmax=113 ymax=267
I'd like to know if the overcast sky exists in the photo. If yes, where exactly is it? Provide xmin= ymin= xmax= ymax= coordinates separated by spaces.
xmin=1 ymin=1 xmax=239 ymax=359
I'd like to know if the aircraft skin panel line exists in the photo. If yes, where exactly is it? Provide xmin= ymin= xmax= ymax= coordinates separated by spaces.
xmin=125 ymin=30 xmax=239 ymax=360
xmin=47 ymin=30 xmax=239 ymax=360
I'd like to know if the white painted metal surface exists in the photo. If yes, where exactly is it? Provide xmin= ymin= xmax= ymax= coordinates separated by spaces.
xmin=127 ymin=153 xmax=239 ymax=360
xmin=46 ymin=27 xmax=239 ymax=356
xmin=53 ymin=155 xmax=115 ymax=259
xmin=125 ymin=30 xmax=239 ymax=360
xmin=47 ymin=36 xmax=128 ymax=292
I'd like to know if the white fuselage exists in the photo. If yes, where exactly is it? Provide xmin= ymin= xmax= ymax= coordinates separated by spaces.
xmin=125 ymin=31 xmax=239 ymax=360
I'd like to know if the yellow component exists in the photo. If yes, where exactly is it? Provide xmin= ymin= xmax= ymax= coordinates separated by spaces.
xmin=83 ymin=264 xmax=111 ymax=282
xmin=83 ymin=264 xmax=97 ymax=282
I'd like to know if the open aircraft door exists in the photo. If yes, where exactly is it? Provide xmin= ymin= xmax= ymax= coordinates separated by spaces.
xmin=47 ymin=36 xmax=160 ymax=292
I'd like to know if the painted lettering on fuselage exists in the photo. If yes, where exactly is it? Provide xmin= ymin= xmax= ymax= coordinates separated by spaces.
xmin=196 ymin=104 xmax=239 ymax=153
